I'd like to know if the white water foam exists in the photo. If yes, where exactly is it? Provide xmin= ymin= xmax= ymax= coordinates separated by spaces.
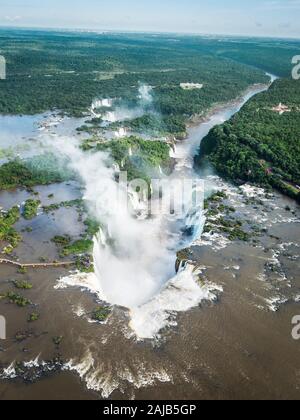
xmin=265 ymin=296 xmax=289 ymax=312
xmin=55 ymin=271 xmax=105 ymax=301
xmin=1 ymin=363 xmax=17 ymax=379
xmin=130 ymin=264 xmax=222 ymax=339
xmin=101 ymin=84 xmax=153 ymax=123
xmin=51 ymin=82 xmax=274 ymax=340
xmin=0 ymin=352 xmax=173 ymax=399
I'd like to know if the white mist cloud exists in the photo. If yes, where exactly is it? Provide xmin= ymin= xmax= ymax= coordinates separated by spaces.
xmin=46 ymin=132 xmax=176 ymax=308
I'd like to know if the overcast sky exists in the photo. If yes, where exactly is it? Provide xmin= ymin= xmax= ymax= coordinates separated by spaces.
xmin=0 ymin=0 xmax=300 ymax=38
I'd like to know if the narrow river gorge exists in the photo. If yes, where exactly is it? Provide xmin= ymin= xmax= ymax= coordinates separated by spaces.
xmin=0 ymin=74 xmax=300 ymax=400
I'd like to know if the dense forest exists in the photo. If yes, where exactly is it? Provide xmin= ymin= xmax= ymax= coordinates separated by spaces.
xmin=0 ymin=29 xmax=270 ymax=123
xmin=0 ymin=30 xmax=299 ymax=196
xmin=196 ymin=79 xmax=300 ymax=202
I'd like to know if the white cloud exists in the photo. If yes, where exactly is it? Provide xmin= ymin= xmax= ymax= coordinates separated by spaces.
xmin=4 ymin=15 xmax=22 ymax=22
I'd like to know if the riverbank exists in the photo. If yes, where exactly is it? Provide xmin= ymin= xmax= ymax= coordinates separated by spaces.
xmin=187 ymin=81 xmax=272 ymax=130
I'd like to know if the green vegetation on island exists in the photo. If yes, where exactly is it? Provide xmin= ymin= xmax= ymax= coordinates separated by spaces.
xmin=28 ymin=312 xmax=40 ymax=322
xmin=94 ymin=136 xmax=172 ymax=182
xmin=0 ymin=206 xmax=21 ymax=252
xmin=51 ymin=235 xmax=72 ymax=246
xmin=52 ymin=336 xmax=63 ymax=347
xmin=105 ymin=114 xmax=187 ymax=138
xmin=202 ymin=191 xmax=266 ymax=243
xmin=4 ymin=291 xmax=31 ymax=307
xmin=60 ymin=239 xmax=93 ymax=257
xmin=0 ymin=154 xmax=73 ymax=190
xmin=91 ymin=306 xmax=111 ymax=322
xmin=13 ymin=280 xmax=33 ymax=290
xmin=42 ymin=199 xmax=84 ymax=213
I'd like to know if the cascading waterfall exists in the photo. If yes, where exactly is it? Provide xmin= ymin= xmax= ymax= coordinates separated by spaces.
xmin=55 ymin=76 xmax=276 ymax=339
xmin=90 ymin=98 xmax=114 ymax=117
xmin=90 ymin=167 xmax=205 ymax=309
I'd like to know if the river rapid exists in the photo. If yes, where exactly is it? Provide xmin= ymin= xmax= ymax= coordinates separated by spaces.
xmin=1 ymin=74 xmax=300 ymax=400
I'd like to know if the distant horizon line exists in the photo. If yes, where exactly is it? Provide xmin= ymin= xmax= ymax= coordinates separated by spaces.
xmin=0 ymin=24 xmax=300 ymax=41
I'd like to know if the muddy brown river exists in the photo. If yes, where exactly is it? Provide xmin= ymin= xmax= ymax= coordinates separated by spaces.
xmin=0 ymin=80 xmax=300 ymax=400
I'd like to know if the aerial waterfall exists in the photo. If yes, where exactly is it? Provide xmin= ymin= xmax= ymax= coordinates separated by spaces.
xmin=54 ymin=77 xmax=276 ymax=338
